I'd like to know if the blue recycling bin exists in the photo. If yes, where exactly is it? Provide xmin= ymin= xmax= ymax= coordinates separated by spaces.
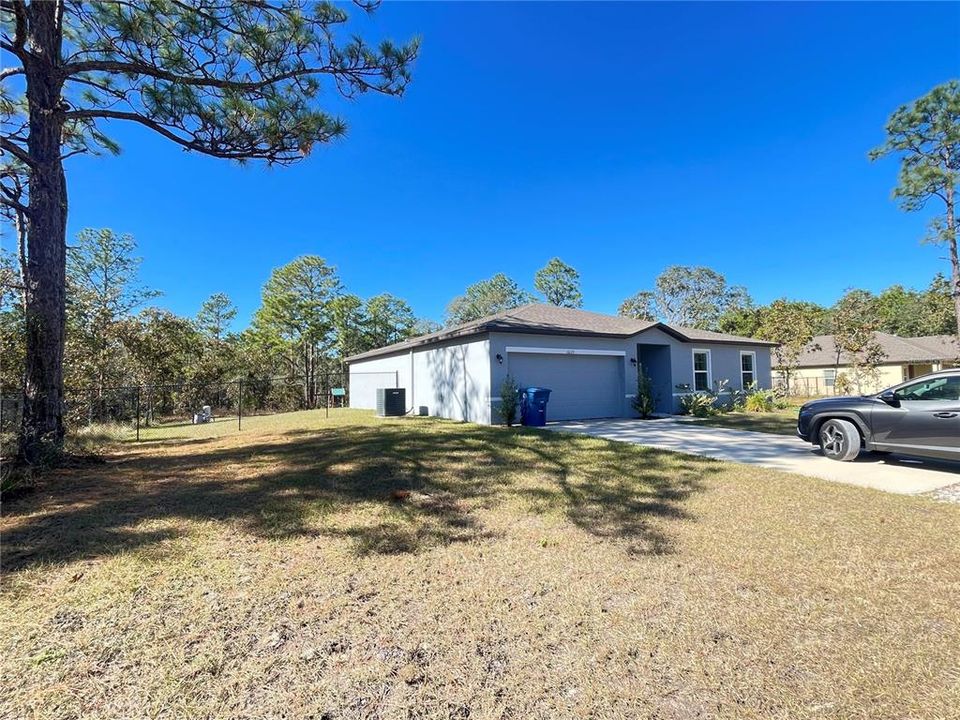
xmin=520 ymin=387 xmax=552 ymax=426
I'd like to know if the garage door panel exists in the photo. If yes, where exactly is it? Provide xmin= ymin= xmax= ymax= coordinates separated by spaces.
xmin=507 ymin=353 xmax=623 ymax=421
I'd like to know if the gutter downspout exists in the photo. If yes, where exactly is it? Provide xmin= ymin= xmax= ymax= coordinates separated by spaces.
xmin=409 ymin=348 xmax=415 ymax=415
xmin=462 ymin=345 xmax=468 ymax=423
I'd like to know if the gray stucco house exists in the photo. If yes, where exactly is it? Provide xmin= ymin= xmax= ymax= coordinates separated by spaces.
xmin=346 ymin=303 xmax=775 ymax=424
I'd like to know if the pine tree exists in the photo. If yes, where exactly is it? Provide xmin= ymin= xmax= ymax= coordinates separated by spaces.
xmin=0 ymin=1 xmax=418 ymax=461
xmin=871 ymin=80 xmax=960 ymax=338
xmin=534 ymin=258 xmax=583 ymax=308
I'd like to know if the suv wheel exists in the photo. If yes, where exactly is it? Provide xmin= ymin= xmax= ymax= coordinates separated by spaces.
xmin=819 ymin=419 xmax=861 ymax=462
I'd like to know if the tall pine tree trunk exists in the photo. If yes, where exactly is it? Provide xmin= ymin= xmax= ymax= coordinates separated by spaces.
xmin=18 ymin=2 xmax=67 ymax=462
xmin=946 ymin=182 xmax=960 ymax=339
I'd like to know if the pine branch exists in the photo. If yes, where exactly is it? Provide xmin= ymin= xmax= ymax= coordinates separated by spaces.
xmin=0 ymin=137 xmax=34 ymax=167
xmin=62 ymin=58 xmax=391 ymax=92
xmin=65 ymin=108 xmax=328 ymax=163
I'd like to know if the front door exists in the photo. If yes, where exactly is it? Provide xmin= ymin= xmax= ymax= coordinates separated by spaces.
xmin=637 ymin=344 xmax=673 ymax=414
xmin=871 ymin=375 xmax=960 ymax=460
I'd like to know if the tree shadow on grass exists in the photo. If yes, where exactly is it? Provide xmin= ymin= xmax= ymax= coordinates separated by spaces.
xmin=1 ymin=420 xmax=719 ymax=572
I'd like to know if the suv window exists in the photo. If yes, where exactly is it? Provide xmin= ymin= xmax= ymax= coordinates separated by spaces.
xmin=896 ymin=375 xmax=960 ymax=402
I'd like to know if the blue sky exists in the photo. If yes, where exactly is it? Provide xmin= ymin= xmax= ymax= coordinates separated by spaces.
xmin=59 ymin=1 xmax=960 ymax=329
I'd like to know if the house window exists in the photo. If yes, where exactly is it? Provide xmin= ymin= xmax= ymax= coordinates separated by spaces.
xmin=693 ymin=349 xmax=711 ymax=392
xmin=824 ymin=369 xmax=836 ymax=388
xmin=740 ymin=351 xmax=756 ymax=389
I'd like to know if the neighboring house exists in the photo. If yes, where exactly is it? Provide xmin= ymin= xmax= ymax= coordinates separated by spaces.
xmin=346 ymin=303 xmax=774 ymax=423
xmin=776 ymin=332 xmax=959 ymax=396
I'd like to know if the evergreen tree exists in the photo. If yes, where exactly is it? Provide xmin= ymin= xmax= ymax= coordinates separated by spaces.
xmin=329 ymin=294 xmax=365 ymax=370
xmin=363 ymin=293 xmax=417 ymax=348
xmin=66 ymin=229 xmax=159 ymax=394
xmin=0 ymin=0 xmax=418 ymax=460
xmin=617 ymin=291 xmax=656 ymax=321
xmin=534 ymin=258 xmax=583 ymax=308
xmin=0 ymin=249 xmax=24 ymax=394
xmin=446 ymin=274 xmax=533 ymax=325
xmin=196 ymin=293 xmax=237 ymax=342
xmin=251 ymin=256 xmax=342 ymax=406
xmin=871 ymin=80 xmax=960 ymax=337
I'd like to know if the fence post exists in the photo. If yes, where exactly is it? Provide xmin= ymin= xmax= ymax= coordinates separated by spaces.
xmin=135 ymin=386 xmax=141 ymax=442
xmin=237 ymin=379 xmax=243 ymax=431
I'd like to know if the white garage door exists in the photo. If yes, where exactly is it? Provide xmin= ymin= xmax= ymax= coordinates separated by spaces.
xmin=507 ymin=352 xmax=624 ymax=421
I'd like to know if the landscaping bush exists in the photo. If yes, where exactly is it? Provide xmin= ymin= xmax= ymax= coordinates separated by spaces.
xmin=498 ymin=375 xmax=520 ymax=426
xmin=730 ymin=388 xmax=748 ymax=410
xmin=744 ymin=388 xmax=776 ymax=413
xmin=679 ymin=392 xmax=717 ymax=417
xmin=711 ymin=379 xmax=734 ymax=413
xmin=772 ymin=387 xmax=791 ymax=410
xmin=632 ymin=366 xmax=657 ymax=418
xmin=678 ymin=379 xmax=737 ymax=417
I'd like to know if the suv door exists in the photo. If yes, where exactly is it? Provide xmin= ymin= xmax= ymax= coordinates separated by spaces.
xmin=871 ymin=374 xmax=960 ymax=460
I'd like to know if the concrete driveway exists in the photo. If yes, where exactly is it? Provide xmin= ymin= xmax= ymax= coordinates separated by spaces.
xmin=546 ymin=418 xmax=960 ymax=495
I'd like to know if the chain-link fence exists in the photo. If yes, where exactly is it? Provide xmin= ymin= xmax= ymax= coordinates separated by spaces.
xmin=0 ymin=393 xmax=21 ymax=459
xmin=772 ymin=376 xmax=834 ymax=397
xmin=1 ymin=370 xmax=401 ymax=454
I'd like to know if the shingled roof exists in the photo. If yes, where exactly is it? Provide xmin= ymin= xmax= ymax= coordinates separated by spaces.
xmin=794 ymin=332 xmax=960 ymax=368
xmin=346 ymin=303 xmax=775 ymax=362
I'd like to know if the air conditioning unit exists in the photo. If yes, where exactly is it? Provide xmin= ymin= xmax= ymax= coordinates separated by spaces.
xmin=376 ymin=388 xmax=406 ymax=417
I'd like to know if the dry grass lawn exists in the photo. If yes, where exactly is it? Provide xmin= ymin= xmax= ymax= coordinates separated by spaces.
xmin=2 ymin=409 xmax=958 ymax=719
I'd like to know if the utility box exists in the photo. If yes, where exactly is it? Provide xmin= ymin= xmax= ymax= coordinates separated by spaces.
xmin=376 ymin=388 xmax=406 ymax=417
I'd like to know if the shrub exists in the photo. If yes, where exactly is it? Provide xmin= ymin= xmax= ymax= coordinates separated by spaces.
xmin=744 ymin=388 xmax=775 ymax=413
xmin=632 ymin=366 xmax=657 ymax=419
xmin=498 ymin=375 xmax=520 ymax=426
xmin=679 ymin=392 xmax=717 ymax=417
xmin=732 ymin=380 xmax=763 ymax=411
xmin=711 ymin=379 xmax=734 ymax=414
xmin=772 ymin=387 xmax=791 ymax=410
xmin=730 ymin=387 xmax=748 ymax=410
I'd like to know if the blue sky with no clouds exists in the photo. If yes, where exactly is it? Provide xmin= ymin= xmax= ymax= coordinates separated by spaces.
xmin=55 ymin=1 xmax=960 ymax=328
